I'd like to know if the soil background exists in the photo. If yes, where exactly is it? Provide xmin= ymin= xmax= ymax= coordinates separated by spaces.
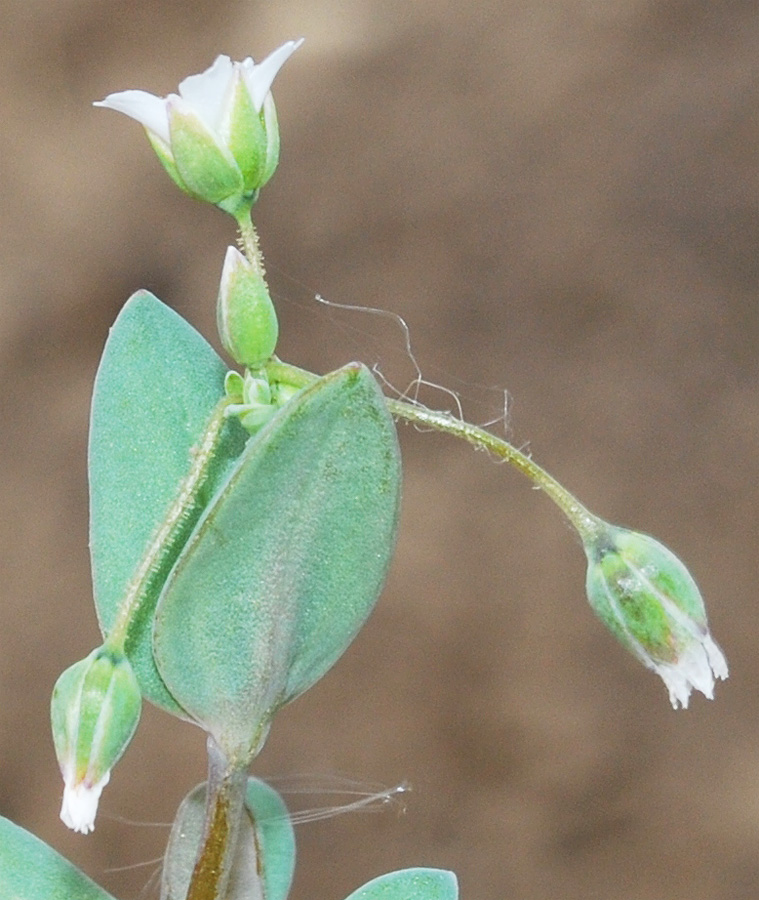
xmin=1 ymin=2 xmax=758 ymax=899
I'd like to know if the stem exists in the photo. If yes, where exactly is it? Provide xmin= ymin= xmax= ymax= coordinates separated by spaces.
xmin=234 ymin=207 xmax=265 ymax=277
xmin=263 ymin=358 xmax=601 ymax=541
xmin=106 ymin=398 xmax=231 ymax=649
xmin=387 ymin=399 xmax=601 ymax=541
xmin=185 ymin=737 xmax=248 ymax=900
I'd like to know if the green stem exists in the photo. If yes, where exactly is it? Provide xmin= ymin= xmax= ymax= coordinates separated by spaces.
xmin=386 ymin=399 xmax=601 ymax=540
xmin=263 ymin=358 xmax=601 ymax=541
xmin=234 ymin=207 xmax=265 ymax=277
xmin=185 ymin=737 xmax=248 ymax=900
xmin=106 ymin=397 xmax=231 ymax=650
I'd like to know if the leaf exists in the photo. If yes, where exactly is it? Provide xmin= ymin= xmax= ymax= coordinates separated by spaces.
xmin=0 ymin=816 xmax=117 ymax=900
xmin=160 ymin=777 xmax=295 ymax=900
xmin=89 ymin=290 xmax=246 ymax=716
xmin=344 ymin=869 xmax=459 ymax=900
xmin=245 ymin=777 xmax=296 ymax=900
xmin=153 ymin=363 xmax=401 ymax=757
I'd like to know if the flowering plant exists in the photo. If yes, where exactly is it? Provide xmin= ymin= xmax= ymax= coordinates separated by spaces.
xmin=0 ymin=38 xmax=726 ymax=900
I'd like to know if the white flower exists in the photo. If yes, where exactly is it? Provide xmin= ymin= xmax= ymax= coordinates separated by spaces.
xmin=95 ymin=40 xmax=303 ymax=205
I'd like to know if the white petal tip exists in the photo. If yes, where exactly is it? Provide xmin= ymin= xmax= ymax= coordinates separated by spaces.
xmin=60 ymin=772 xmax=110 ymax=835
xmin=659 ymin=632 xmax=728 ymax=710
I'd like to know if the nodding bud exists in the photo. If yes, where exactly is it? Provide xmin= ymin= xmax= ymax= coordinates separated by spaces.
xmin=584 ymin=525 xmax=728 ymax=709
xmin=217 ymin=246 xmax=278 ymax=367
xmin=51 ymin=645 xmax=142 ymax=833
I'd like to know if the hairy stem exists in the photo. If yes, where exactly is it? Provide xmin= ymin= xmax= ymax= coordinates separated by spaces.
xmin=263 ymin=358 xmax=601 ymax=541
xmin=106 ymin=398 xmax=231 ymax=650
xmin=234 ymin=208 xmax=265 ymax=278
xmin=386 ymin=399 xmax=601 ymax=540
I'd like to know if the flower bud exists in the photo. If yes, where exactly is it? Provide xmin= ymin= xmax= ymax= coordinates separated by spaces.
xmin=94 ymin=41 xmax=302 ymax=210
xmin=224 ymin=368 xmax=278 ymax=434
xmin=51 ymin=645 xmax=142 ymax=833
xmin=585 ymin=525 xmax=728 ymax=709
xmin=217 ymin=246 xmax=278 ymax=367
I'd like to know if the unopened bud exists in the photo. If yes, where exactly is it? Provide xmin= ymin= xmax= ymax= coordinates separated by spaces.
xmin=217 ymin=246 xmax=278 ymax=367
xmin=585 ymin=525 xmax=728 ymax=709
xmin=51 ymin=645 xmax=142 ymax=833
xmin=224 ymin=368 xmax=278 ymax=434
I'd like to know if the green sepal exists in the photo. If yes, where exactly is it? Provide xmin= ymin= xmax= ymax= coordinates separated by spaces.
xmin=153 ymin=363 xmax=401 ymax=758
xmin=226 ymin=73 xmax=269 ymax=192
xmin=160 ymin=777 xmax=295 ymax=900
xmin=89 ymin=290 xmax=247 ymax=717
xmin=168 ymin=103 xmax=244 ymax=204
xmin=51 ymin=645 xmax=141 ymax=787
xmin=344 ymin=869 xmax=459 ymax=900
xmin=257 ymin=94 xmax=281 ymax=188
xmin=0 ymin=817 xmax=117 ymax=900
xmin=145 ymin=130 xmax=191 ymax=196
xmin=585 ymin=525 xmax=709 ymax=664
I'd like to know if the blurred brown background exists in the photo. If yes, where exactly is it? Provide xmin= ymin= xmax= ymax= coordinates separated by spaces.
xmin=1 ymin=1 xmax=757 ymax=898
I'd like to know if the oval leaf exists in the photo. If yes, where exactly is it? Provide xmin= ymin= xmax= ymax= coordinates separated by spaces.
xmin=160 ymin=777 xmax=295 ymax=900
xmin=344 ymin=869 xmax=459 ymax=900
xmin=0 ymin=816 xmax=117 ymax=900
xmin=154 ymin=364 xmax=401 ymax=757
xmin=89 ymin=290 xmax=246 ymax=715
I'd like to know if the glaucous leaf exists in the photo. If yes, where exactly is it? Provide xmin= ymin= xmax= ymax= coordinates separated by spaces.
xmin=0 ymin=816 xmax=117 ymax=900
xmin=344 ymin=869 xmax=458 ymax=900
xmin=154 ymin=363 xmax=401 ymax=758
xmin=89 ymin=290 xmax=246 ymax=715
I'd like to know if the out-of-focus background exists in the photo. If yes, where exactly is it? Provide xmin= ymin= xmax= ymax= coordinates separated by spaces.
xmin=1 ymin=2 xmax=757 ymax=898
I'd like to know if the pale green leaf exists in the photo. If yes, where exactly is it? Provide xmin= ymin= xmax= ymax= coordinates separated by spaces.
xmin=344 ymin=869 xmax=459 ymax=900
xmin=154 ymin=364 xmax=401 ymax=757
xmin=89 ymin=290 xmax=245 ymax=716
xmin=0 ymin=817 xmax=117 ymax=900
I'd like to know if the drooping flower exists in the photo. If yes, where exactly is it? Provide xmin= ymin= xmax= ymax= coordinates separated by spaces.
xmin=584 ymin=524 xmax=728 ymax=709
xmin=51 ymin=645 xmax=142 ymax=833
xmin=94 ymin=41 xmax=303 ymax=209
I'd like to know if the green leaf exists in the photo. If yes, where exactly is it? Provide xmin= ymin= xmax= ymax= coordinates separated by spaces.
xmin=344 ymin=869 xmax=459 ymax=900
xmin=0 ymin=817 xmax=117 ymax=900
xmin=153 ymin=363 xmax=401 ymax=758
xmin=89 ymin=290 xmax=246 ymax=716
xmin=160 ymin=777 xmax=295 ymax=900
xmin=245 ymin=777 xmax=296 ymax=900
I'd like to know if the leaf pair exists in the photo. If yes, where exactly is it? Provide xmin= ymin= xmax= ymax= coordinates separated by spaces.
xmin=89 ymin=292 xmax=401 ymax=759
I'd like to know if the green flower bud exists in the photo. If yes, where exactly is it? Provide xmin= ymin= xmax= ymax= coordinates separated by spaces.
xmin=94 ymin=41 xmax=302 ymax=210
xmin=51 ymin=645 xmax=142 ymax=833
xmin=585 ymin=525 xmax=728 ymax=709
xmin=217 ymin=246 xmax=278 ymax=367
xmin=224 ymin=368 xmax=279 ymax=434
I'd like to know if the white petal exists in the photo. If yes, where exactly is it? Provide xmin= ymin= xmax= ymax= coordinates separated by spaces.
xmin=658 ymin=665 xmax=693 ymax=710
xmin=94 ymin=90 xmax=171 ymax=145
xmin=655 ymin=632 xmax=728 ymax=710
xmin=703 ymin=633 xmax=729 ymax=680
xmin=178 ymin=55 xmax=235 ymax=132
xmin=60 ymin=771 xmax=110 ymax=835
xmin=242 ymin=39 xmax=304 ymax=111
